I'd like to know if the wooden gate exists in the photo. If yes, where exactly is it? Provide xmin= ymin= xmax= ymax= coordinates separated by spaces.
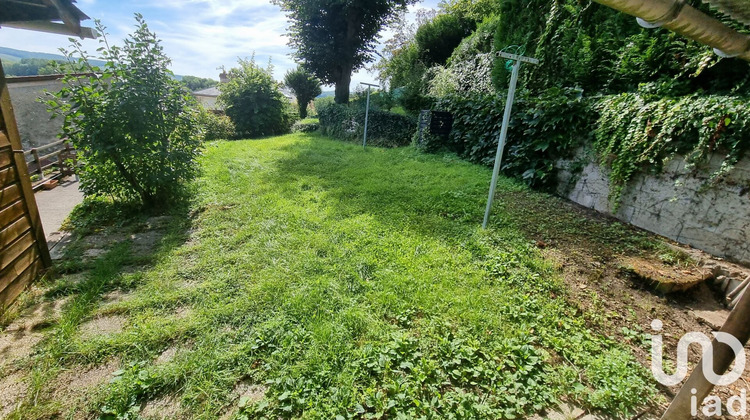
xmin=0 ymin=60 xmax=52 ymax=309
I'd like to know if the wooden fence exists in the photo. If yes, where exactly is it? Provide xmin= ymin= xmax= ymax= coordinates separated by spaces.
xmin=24 ymin=139 xmax=76 ymax=189
xmin=0 ymin=61 xmax=51 ymax=309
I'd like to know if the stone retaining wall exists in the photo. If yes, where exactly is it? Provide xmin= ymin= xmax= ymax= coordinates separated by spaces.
xmin=556 ymin=149 xmax=750 ymax=266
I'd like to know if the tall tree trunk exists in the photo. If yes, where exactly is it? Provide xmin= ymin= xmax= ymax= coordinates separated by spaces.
xmin=334 ymin=68 xmax=352 ymax=104
xmin=298 ymin=101 xmax=308 ymax=119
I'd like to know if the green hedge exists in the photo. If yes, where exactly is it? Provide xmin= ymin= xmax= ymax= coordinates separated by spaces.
xmin=427 ymin=87 xmax=750 ymax=204
xmin=430 ymin=88 xmax=593 ymax=189
xmin=292 ymin=119 xmax=320 ymax=133
xmin=318 ymin=104 xmax=416 ymax=148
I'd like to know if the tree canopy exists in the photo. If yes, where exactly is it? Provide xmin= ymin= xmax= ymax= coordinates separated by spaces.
xmin=274 ymin=0 xmax=417 ymax=104
xmin=284 ymin=66 xmax=322 ymax=119
xmin=181 ymin=75 xmax=218 ymax=91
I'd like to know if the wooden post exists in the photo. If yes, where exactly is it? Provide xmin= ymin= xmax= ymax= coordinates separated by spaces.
xmin=31 ymin=148 xmax=44 ymax=181
xmin=0 ymin=60 xmax=51 ymax=268
xmin=660 ymin=288 xmax=750 ymax=419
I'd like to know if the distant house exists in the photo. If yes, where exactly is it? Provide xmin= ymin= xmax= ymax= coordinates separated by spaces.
xmin=193 ymin=71 xmax=227 ymax=110
xmin=194 ymin=86 xmax=221 ymax=110
xmin=193 ymin=71 xmax=297 ymax=110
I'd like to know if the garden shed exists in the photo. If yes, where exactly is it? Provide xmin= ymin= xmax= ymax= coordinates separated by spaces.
xmin=0 ymin=0 xmax=94 ymax=308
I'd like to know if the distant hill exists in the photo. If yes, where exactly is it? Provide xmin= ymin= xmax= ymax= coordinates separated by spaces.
xmin=0 ymin=46 xmax=73 ymax=62
xmin=0 ymin=46 xmax=106 ymax=68
xmin=0 ymin=47 xmax=183 ymax=79
xmin=317 ymin=91 xmax=335 ymax=98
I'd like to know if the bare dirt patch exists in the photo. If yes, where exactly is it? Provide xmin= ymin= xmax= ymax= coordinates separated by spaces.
xmin=500 ymin=190 xmax=745 ymax=417
xmin=173 ymin=306 xmax=192 ymax=320
xmin=0 ymin=371 xmax=27 ymax=418
xmin=52 ymin=359 xmax=120 ymax=401
xmin=140 ymin=393 xmax=183 ymax=419
xmin=101 ymin=289 xmax=133 ymax=305
xmin=219 ymin=380 xmax=268 ymax=419
xmin=130 ymin=230 xmax=165 ymax=257
xmin=0 ymin=328 xmax=43 ymax=369
xmin=79 ymin=315 xmax=126 ymax=338
xmin=155 ymin=346 xmax=178 ymax=365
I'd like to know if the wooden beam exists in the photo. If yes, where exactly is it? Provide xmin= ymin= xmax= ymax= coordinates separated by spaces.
xmin=660 ymin=289 xmax=750 ymax=419
xmin=0 ymin=59 xmax=51 ymax=268
xmin=0 ymin=20 xmax=96 ymax=38
xmin=42 ymin=0 xmax=80 ymax=34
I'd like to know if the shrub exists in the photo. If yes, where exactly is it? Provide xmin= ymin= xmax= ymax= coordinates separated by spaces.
xmin=219 ymin=57 xmax=294 ymax=138
xmin=318 ymin=104 xmax=416 ymax=147
xmin=292 ymin=119 xmax=320 ymax=133
xmin=198 ymin=109 xmax=236 ymax=140
xmin=432 ymin=88 xmax=593 ymax=189
xmin=46 ymin=16 xmax=203 ymax=208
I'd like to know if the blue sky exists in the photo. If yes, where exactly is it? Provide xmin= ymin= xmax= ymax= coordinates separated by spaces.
xmin=0 ymin=0 xmax=440 ymax=89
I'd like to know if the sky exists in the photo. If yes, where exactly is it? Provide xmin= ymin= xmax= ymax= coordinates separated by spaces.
xmin=0 ymin=0 xmax=440 ymax=90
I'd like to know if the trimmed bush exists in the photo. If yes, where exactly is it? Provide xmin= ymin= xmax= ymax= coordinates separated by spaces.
xmin=318 ymin=104 xmax=416 ymax=147
xmin=292 ymin=119 xmax=320 ymax=133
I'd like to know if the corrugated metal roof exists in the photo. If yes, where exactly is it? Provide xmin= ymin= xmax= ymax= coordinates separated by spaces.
xmin=704 ymin=0 xmax=750 ymax=25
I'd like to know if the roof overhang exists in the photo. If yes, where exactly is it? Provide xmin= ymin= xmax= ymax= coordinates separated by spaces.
xmin=0 ymin=0 xmax=96 ymax=39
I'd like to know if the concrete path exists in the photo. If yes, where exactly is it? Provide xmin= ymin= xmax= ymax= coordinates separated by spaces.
xmin=34 ymin=177 xmax=84 ymax=254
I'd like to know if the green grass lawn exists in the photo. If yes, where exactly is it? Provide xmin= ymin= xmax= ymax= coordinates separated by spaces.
xmin=9 ymin=133 xmax=657 ymax=419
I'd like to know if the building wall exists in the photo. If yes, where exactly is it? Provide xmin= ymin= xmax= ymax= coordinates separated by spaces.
xmin=556 ymin=149 xmax=750 ymax=265
xmin=196 ymin=95 xmax=219 ymax=110
xmin=7 ymin=77 xmax=64 ymax=150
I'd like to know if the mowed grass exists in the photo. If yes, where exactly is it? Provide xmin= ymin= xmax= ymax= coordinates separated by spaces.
xmin=13 ymin=133 xmax=656 ymax=419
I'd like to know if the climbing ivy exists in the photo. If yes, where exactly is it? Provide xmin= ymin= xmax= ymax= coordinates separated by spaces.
xmin=594 ymin=89 xmax=750 ymax=206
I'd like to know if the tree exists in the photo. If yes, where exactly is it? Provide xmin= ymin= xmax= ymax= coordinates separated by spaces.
xmin=284 ymin=66 xmax=322 ymax=119
xmin=273 ymin=0 xmax=417 ymax=104
xmin=47 ymin=15 xmax=203 ymax=207
xmin=219 ymin=57 xmax=294 ymax=137
xmin=415 ymin=14 xmax=475 ymax=66
xmin=4 ymin=58 xmax=61 ymax=76
xmin=181 ymin=75 xmax=218 ymax=91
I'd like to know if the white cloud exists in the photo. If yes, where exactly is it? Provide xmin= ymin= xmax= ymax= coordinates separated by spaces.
xmin=0 ymin=0 xmax=441 ymax=90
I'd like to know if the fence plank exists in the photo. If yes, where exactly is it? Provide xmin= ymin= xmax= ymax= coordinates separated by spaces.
xmin=0 ymin=183 xmax=21 ymax=208
xmin=0 ymin=245 xmax=39 ymax=295
xmin=0 ymin=200 xmax=25 ymax=227
xmin=0 ymin=166 xmax=17 ymax=187
xmin=0 ymin=216 xmax=30 ymax=250
xmin=0 ymin=258 xmax=41 ymax=308
xmin=0 ymin=147 xmax=12 ymax=169
xmin=0 ymin=230 xmax=34 ymax=272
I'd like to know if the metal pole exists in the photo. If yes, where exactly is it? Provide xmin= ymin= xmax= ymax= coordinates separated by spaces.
xmin=363 ymin=85 xmax=371 ymax=149
xmin=660 ymin=289 xmax=750 ymax=420
xmin=482 ymin=60 xmax=521 ymax=229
